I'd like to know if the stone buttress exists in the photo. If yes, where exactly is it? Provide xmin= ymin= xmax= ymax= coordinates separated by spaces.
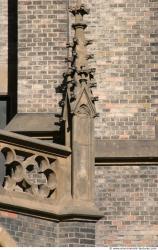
xmin=60 ymin=0 xmax=99 ymax=204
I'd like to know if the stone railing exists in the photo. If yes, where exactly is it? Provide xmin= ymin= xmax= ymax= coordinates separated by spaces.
xmin=1 ymin=143 xmax=57 ymax=199
xmin=0 ymin=130 xmax=102 ymax=219
xmin=0 ymin=129 xmax=73 ymax=218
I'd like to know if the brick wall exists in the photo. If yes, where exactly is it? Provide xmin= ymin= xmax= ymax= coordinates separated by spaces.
xmin=57 ymin=221 xmax=95 ymax=247
xmin=95 ymin=164 xmax=158 ymax=246
xmin=0 ymin=211 xmax=57 ymax=246
xmin=69 ymin=0 xmax=158 ymax=140
xmin=0 ymin=211 xmax=95 ymax=247
xmin=18 ymin=0 xmax=68 ymax=113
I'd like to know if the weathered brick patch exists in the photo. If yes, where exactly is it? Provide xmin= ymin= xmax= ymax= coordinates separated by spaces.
xmin=0 ymin=211 xmax=17 ymax=219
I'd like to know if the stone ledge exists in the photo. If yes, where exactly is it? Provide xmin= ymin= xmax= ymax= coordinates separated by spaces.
xmin=0 ymin=189 xmax=103 ymax=221
xmin=95 ymin=139 xmax=158 ymax=163
xmin=95 ymin=124 xmax=158 ymax=162
xmin=5 ymin=113 xmax=60 ymax=133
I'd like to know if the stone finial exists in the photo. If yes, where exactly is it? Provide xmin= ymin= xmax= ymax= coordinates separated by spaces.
xmin=59 ymin=0 xmax=98 ymax=121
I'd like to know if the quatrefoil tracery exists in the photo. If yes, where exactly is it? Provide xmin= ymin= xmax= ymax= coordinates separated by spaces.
xmin=0 ymin=146 xmax=57 ymax=200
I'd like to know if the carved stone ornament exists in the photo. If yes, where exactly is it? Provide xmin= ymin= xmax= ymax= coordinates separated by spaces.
xmin=77 ymin=104 xmax=91 ymax=116
xmin=0 ymin=130 xmax=102 ymax=219
xmin=1 ymin=145 xmax=57 ymax=199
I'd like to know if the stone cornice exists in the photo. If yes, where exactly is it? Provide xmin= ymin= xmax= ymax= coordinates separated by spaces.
xmin=0 ymin=190 xmax=103 ymax=221
xmin=95 ymin=125 xmax=158 ymax=164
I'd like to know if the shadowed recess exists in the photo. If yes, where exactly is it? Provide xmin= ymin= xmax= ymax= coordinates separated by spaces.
xmin=8 ymin=0 xmax=18 ymax=122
